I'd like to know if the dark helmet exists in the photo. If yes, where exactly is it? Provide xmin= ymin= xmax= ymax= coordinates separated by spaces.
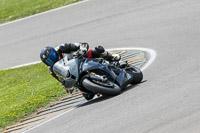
xmin=40 ymin=46 xmax=59 ymax=66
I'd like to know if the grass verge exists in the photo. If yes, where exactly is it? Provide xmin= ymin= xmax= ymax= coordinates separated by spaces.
xmin=0 ymin=63 xmax=67 ymax=129
xmin=0 ymin=0 xmax=82 ymax=129
xmin=0 ymin=0 xmax=82 ymax=24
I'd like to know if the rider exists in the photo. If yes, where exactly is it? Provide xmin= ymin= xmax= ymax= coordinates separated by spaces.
xmin=40 ymin=42 xmax=121 ymax=84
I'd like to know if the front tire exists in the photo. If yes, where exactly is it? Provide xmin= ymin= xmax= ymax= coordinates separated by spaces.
xmin=82 ymin=78 xmax=121 ymax=96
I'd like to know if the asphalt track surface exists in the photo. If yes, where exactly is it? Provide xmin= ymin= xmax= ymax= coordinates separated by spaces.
xmin=1 ymin=0 xmax=200 ymax=132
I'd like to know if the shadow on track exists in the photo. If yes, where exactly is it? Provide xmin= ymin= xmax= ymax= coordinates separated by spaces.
xmin=121 ymin=80 xmax=147 ymax=94
xmin=78 ymin=80 xmax=147 ymax=107
xmin=78 ymin=95 xmax=113 ymax=107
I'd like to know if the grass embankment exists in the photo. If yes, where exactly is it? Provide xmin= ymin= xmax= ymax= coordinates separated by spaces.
xmin=0 ymin=0 xmax=81 ymax=24
xmin=0 ymin=0 xmax=82 ymax=129
xmin=0 ymin=63 xmax=67 ymax=129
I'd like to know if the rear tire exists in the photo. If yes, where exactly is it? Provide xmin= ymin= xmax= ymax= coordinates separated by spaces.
xmin=125 ymin=66 xmax=143 ymax=84
xmin=82 ymin=78 xmax=121 ymax=96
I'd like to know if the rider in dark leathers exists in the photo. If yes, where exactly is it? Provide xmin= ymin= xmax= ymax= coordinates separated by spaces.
xmin=40 ymin=42 xmax=121 ymax=84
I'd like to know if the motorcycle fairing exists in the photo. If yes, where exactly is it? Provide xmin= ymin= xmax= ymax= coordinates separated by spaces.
xmin=81 ymin=58 xmax=117 ymax=80
xmin=81 ymin=58 xmax=132 ymax=88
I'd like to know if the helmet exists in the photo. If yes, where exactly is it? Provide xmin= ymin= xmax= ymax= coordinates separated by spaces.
xmin=40 ymin=46 xmax=59 ymax=66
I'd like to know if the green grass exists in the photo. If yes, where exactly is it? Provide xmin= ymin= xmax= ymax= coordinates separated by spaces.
xmin=0 ymin=0 xmax=82 ymax=129
xmin=0 ymin=63 xmax=67 ymax=129
xmin=0 ymin=0 xmax=82 ymax=24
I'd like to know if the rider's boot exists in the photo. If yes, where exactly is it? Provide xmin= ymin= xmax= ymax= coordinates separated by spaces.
xmin=103 ymin=52 xmax=121 ymax=61
xmin=111 ymin=54 xmax=121 ymax=61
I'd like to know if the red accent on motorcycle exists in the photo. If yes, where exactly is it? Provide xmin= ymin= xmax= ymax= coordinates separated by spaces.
xmin=87 ymin=49 xmax=93 ymax=58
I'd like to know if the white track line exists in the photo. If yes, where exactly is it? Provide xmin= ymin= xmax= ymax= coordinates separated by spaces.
xmin=22 ymin=108 xmax=75 ymax=133
xmin=1 ymin=0 xmax=156 ymax=131
xmin=19 ymin=47 xmax=156 ymax=133
xmin=0 ymin=0 xmax=91 ymax=27
xmin=10 ymin=61 xmax=41 ymax=69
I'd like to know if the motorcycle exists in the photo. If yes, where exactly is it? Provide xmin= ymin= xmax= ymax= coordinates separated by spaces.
xmin=52 ymin=51 xmax=143 ymax=100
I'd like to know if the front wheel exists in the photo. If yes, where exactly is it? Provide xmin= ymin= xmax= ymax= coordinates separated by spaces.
xmin=125 ymin=65 xmax=143 ymax=84
xmin=82 ymin=78 xmax=121 ymax=96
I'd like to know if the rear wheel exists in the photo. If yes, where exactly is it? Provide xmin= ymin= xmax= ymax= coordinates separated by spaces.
xmin=125 ymin=65 xmax=143 ymax=84
xmin=82 ymin=78 xmax=121 ymax=96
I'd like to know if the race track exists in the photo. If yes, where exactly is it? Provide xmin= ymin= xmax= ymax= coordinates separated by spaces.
xmin=1 ymin=0 xmax=200 ymax=132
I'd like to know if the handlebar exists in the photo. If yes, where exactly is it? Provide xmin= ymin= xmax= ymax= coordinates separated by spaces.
xmin=73 ymin=49 xmax=87 ymax=58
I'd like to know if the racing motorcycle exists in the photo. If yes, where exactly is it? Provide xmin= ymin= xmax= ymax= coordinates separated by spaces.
xmin=53 ymin=51 xmax=143 ymax=100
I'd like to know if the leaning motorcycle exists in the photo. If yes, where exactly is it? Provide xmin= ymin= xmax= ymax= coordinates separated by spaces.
xmin=53 ymin=51 xmax=143 ymax=100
